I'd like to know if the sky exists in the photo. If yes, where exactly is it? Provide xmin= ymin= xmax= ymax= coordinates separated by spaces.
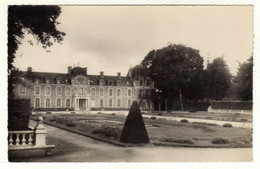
xmin=13 ymin=5 xmax=253 ymax=76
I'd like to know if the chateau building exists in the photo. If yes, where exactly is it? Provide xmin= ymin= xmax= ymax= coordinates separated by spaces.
xmin=14 ymin=65 xmax=155 ymax=111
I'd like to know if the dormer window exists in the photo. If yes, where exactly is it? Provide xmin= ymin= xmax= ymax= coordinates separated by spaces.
xmin=108 ymin=81 xmax=113 ymax=86
xmin=117 ymin=80 xmax=121 ymax=86
xmin=100 ymin=80 xmax=104 ymax=86
xmin=46 ymin=79 xmax=50 ymax=84
xmin=57 ymin=79 xmax=61 ymax=84
xmin=35 ymin=79 xmax=39 ymax=84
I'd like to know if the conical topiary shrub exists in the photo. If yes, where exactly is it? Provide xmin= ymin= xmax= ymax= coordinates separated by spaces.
xmin=120 ymin=101 xmax=149 ymax=144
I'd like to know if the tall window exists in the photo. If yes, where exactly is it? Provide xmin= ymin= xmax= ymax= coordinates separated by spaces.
xmin=35 ymin=86 xmax=40 ymax=95
xmin=128 ymin=89 xmax=131 ymax=97
xmin=140 ymin=79 xmax=143 ymax=86
xmin=46 ymin=79 xmax=50 ymax=84
xmin=66 ymin=87 xmax=71 ymax=95
xmin=146 ymin=101 xmax=150 ymax=109
xmin=117 ymin=99 xmax=121 ymax=107
xmin=108 ymin=81 xmax=113 ymax=86
xmin=57 ymin=98 xmax=61 ymax=107
xmin=146 ymin=79 xmax=150 ymax=86
xmin=128 ymin=99 xmax=132 ymax=107
xmin=100 ymin=80 xmax=103 ymax=86
xmin=117 ymin=81 xmax=121 ymax=86
xmin=66 ymin=99 xmax=70 ymax=108
xmin=109 ymin=99 xmax=112 ymax=108
xmin=117 ymin=89 xmax=121 ymax=96
xmin=35 ymin=98 xmax=40 ymax=107
xmin=46 ymin=86 xmax=51 ymax=95
xmin=92 ymin=88 xmax=95 ymax=95
xmin=57 ymin=87 xmax=62 ymax=96
xmin=109 ymin=89 xmax=113 ymax=96
xmin=20 ymin=85 xmax=26 ymax=95
xmin=46 ymin=98 xmax=50 ymax=107
xmin=100 ymin=99 xmax=103 ymax=108
xmin=100 ymin=88 xmax=103 ymax=96
xmin=57 ymin=79 xmax=61 ymax=84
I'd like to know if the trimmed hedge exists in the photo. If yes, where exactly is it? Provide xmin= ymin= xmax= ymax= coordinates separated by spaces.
xmin=8 ymin=99 xmax=31 ymax=131
xmin=91 ymin=107 xmax=129 ymax=111
xmin=211 ymin=101 xmax=252 ymax=110
xmin=171 ymin=101 xmax=210 ymax=111
xmin=34 ymin=107 xmax=74 ymax=111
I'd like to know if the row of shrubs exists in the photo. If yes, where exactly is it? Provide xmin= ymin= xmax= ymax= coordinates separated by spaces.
xmin=91 ymin=108 xmax=129 ymax=111
xmin=211 ymin=101 xmax=252 ymax=110
xmin=162 ymin=137 xmax=230 ymax=145
xmin=34 ymin=108 xmax=75 ymax=111
xmin=92 ymin=125 xmax=122 ymax=139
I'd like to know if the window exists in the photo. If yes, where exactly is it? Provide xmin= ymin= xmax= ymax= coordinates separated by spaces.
xmin=109 ymin=99 xmax=112 ymax=108
xmin=109 ymin=89 xmax=113 ymax=96
xmin=57 ymin=98 xmax=61 ymax=107
xmin=46 ymin=98 xmax=50 ymax=107
xmin=87 ymin=80 xmax=90 ymax=85
xmin=117 ymin=99 xmax=121 ymax=107
xmin=46 ymin=79 xmax=50 ymax=84
xmin=57 ymin=87 xmax=62 ymax=96
xmin=35 ymin=79 xmax=39 ymax=84
xmin=57 ymin=79 xmax=61 ymax=84
xmin=128 ymin=99 xmax=132 ymax=107
xmin=135 ymin=81 xmax=139 ymax=86
xmin=147 ymin=90 xmax=151 ymax=97
xmin=20 ymin=85 xmax=26 ymax=95
xmin=100 ymin=99 xmax=103 ymax=108
xmin=66 ymin=87 xmax=71 ymax=95
xmin=117 ymin=81 xmax=121 ymax=86
xmin=140 ymin=79 xmax=143 ymax=86
xmin=139 ymin=90 xmax=144 ymax=97
xmin=117 ymin=89 xmax=121 ymax=96
xmin=100 ymin=80 xmax=103 ymax=86
xmin=66 ymin=99 xmax=70 ymax=108
xmin=128 ymin=89 xmax=131 ymax=97
xmin=146 ymin=101 xmax=150 ymax=109
xmin=100 ymin=88 xmax=103 ymax=96
xmin=108 ymin=81 xmax=113 ymax=86
xmin=92 ymin=88 xmax=95 ymax=95
xmin=146 ymin=79 xmax=150 ymax=86
xmin=35 ymin=98 xmax=40 ymax=107
xmin=46 ymin=86 xmax=51 ymax=95
xmin=35 ymin=86 xmax=40 ymax=95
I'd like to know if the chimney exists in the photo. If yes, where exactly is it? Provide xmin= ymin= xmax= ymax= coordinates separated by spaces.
xmin=100 ymin=71 xmax=104 ymax=76
xmin=84 ymin=67 xmax=87 ymax=75
xmin=117 ymin=72 xmax=121 ymax=78
xmin=67 ymin=66 xmax=72 ymax=74
xmin=27 ymin=67 xmax=32 ymax=72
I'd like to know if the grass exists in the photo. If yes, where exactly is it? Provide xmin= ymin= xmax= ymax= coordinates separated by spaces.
xmin=37 ymin=113 xmax=252 ymax=148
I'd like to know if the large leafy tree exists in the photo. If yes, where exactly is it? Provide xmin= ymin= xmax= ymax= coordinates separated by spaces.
xmin=8 ymin=5 xmax=65 ymax=98
xmin=206 ymin=57 xmax=232 ymax=100
xmin=141 ymin=44 xmax=204 ymax=109
xmin=233 ymin=56 xmax=253 ymax=101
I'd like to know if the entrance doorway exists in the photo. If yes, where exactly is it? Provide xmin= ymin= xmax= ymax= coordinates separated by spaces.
xmin=79 ymin=99 xmax=86 ymax=110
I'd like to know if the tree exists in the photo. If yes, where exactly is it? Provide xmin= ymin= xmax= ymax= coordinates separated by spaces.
xmin=141 ymin=44 xmax=204 ymax=109
xmin=8 ymin=5 xmax=66 ymax=98
xmin=233 ymin=56 xmax=253 ymax=101
xmin=206 ymin=57 xmax=232 ymax=100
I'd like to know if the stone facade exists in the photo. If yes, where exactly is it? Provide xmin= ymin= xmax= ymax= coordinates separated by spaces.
xmin=14 ymin=65 xmax=154 ymax=111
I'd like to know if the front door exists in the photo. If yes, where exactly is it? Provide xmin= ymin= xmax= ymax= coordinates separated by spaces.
xmin=79 ymin=99 xmax=86 ymax=110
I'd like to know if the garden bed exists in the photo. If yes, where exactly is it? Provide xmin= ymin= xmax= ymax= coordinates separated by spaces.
xmin=31 ymin=113 xmax=252 ymax=148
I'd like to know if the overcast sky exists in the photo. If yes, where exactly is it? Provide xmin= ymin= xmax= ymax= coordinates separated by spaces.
xmin=14 ymin=6 xmax=253 ymax=76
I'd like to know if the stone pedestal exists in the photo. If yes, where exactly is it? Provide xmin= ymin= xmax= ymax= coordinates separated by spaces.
xmin=34 ymin=116 xmax=47 ymax=146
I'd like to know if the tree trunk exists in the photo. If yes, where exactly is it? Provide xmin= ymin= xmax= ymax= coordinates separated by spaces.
xmin=179 ymin=89 xmax=184 ymax=110
xmin=165 ymin=98 xmax=167 ymax=111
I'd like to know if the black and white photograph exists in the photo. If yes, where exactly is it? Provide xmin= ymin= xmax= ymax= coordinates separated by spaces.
xmin=1 ymin=1 xmax=259 ymax=167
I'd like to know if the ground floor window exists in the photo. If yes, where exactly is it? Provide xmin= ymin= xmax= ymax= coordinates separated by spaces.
xmin=57 ymin=98 xmax=61 ymax=107
xmin=100 ymin=99 xmax=103 ymax=107
xmin=46 ymin=98 xmax=50 ymax=107
xmin=66 ymin=99 xmax=70 ymax=108
xmin=35 ymin=98 xmax=40 ymax=107
xmin=109 ymin=99 xmax=112 ymax=108
xmin=117 ymin=99 xmax=121 ymax=107
xmin=128 ymin=99 xmax=132 ymax=107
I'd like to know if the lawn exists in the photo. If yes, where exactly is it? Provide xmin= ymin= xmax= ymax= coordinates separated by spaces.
xmin=33 ymin=112 xmax=252 ymax=148
xmin=148 ymin=111 xmax=252 ymax=123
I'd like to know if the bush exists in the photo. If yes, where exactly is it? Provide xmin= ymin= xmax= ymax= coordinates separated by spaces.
xmin=71 ymin=112 xmax=76 ymax=114
xmin=162 ymin=138 xmax=193 ymax=144
xmin=240 ymin=119 xmax=248 ymax=122
xmin=97 ymin=112 xmax=102 ymax=114
xmin=8 ymin=99 xmax=31 ymax=131
xmin=46 ymin=111 xmax=52 ymax=114
xmin=157 ymin=113 xmax=163 ymax=116
xmin=206 ymin=116 xmax=212 ymax=119
xmin=211 ymin=101 xmax=252 ymax=110
xmin=34 ymin=107 xmax=74 ymax=111
xmin=150 ymin=116 xmax=157 ymax=120
xmin=235 ymin=113 xmax=240 ymax=116
xmin=111 ymin=113 xmax=116 ymax=116
xmin=67 ymin=122 xmax=77 ymax=127
xmin=223 ymin=123 xmax=233 ymax=127
xmin=180 ymin=119 xmax=189 ymax=123
xmin=92 ymin=125 xmax=122 ymax=139
xmin=212 ymin=137 xmax=230 ymax=144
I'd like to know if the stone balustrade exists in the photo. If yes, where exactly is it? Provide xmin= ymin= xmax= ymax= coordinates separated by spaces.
xmin=8 ymin=116 xmax=55 ymax=157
